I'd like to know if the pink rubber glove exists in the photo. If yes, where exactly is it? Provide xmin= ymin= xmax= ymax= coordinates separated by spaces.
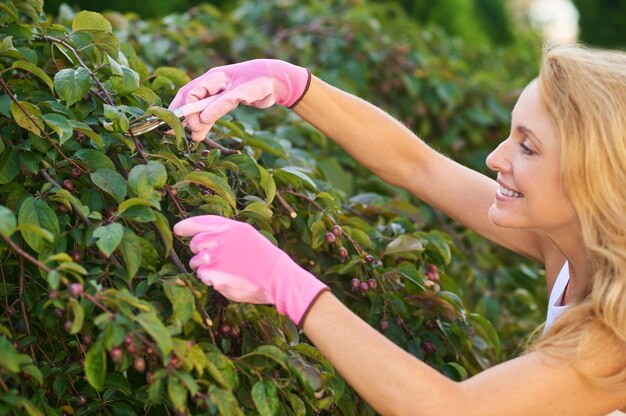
xmin=174 ymin=215 xmax=328 ymax=326
xmin=169 ymin=59 xmax=311 ymax=142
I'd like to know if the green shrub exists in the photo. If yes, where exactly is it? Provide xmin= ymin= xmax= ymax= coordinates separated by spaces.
xmin=0 ymin=1 xmax=544 ymax=414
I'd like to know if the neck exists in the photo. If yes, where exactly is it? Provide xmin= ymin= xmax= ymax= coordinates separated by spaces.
xmin=548 ymin=227 xmax=591 ymax=303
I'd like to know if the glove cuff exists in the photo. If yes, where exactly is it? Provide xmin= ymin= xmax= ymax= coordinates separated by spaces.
xmin=287 ymin=68 xmax=312 ymax=109
xmin=271 ymin=254 xmax=329 ymax=326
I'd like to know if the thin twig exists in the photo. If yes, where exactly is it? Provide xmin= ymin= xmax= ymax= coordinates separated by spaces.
xmin=17 ymin=257 xmax=37 ymax=365
xmin=2 ymin=235 xmax=51 ymax=272
xmin=166 ymin=186 xmax=187 ymax=219
xmin=275 ymin=191 xmax=297 ymax=219
xmin=202 ymin=137 xmax=240 ymax=156
xmin=36 ymin=35 xmax=115 ymax=106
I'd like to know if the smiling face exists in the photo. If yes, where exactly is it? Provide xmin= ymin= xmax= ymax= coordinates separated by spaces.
xmin=485 ymin=80 xmax=578 ymax=234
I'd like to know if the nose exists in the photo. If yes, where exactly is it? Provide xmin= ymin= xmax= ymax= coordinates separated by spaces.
xmin=486 ymin=139 xmax=512 ymax=173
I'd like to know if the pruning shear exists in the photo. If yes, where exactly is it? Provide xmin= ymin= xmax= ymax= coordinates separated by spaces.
xmin=125 ymin=96 xmax=219 ymax=137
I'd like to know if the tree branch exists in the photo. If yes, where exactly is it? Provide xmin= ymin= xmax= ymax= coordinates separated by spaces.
xmin=18 ymin=257 xmax=37 ymax=365
xmin=36 ymin=35 xmax=115 ymax=106
xmin=2 ymin=234 xmax=51 ymax=273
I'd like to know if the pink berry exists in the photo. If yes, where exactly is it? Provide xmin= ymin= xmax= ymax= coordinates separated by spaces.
xmin=423 ymin=342 xmax=437 ymax=354
xmin=426 ymin=270 xmax=439 ymax=282
xmin=325 ymin=232 xmax=336 ymax=244
xmin=338 ymin=247 xmax=348 ymax=258
xmin=133 ymin=356 xmax=146 ymax=373
xmin=69 ymin=283 xmax=83 ymax=297
xmin=331 ymin=225 xmax=342 ymax=237
xmin=351 ymin=278 xmax=361 ymax=290
xmin=367 ymin=278 xmax=377 ymax=290
xmin=110 ymin=347 xmax=123 ymax=362
xmin=379 ymin=320 xmax=389 ymax=331
xmin=360 ymin=282 xmax=369 ymax=293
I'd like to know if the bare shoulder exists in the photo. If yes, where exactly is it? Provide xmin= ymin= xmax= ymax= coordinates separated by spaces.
xmin=455 ymin=345 xmax=626 ymax=416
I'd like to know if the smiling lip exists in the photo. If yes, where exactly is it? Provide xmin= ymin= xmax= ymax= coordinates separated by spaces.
xmin=496 ymin=179 xmax=524 ymax=200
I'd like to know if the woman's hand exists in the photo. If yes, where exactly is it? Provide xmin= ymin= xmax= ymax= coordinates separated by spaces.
xmin=174 ymin=215 xmax=327 ymax=325
xmin=169 ymin=59 xmax=310 ymax=141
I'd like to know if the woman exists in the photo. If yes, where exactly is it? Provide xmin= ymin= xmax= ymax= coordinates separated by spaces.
xmin=170 ymin=44 xmax=626 ymax=415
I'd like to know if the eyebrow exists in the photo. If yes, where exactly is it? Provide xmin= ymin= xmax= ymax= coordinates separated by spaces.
xmin=516 ymin=125 xmax=543 ymax=149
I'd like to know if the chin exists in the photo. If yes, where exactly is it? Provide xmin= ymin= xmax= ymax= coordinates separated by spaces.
xmin=487 ymin=207 xmax=522 ymax=229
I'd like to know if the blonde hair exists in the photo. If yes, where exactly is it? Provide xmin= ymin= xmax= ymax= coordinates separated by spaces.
xmin=530 ymin=43 xmax=626 ymax=389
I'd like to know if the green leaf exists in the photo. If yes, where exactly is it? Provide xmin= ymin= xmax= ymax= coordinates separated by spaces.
xmin=176 ymin=371 xmax=199 ymax=396
xmin=259 ymin=166 xmax=276 ymax=204
xmin=153 ymin=211 xmax=172 ymax=254
xmin=11 ymin=60 xmax=53 ymax=92
xmin=384 ymin=234 xmax=424 ymax=261
xmin=0 ymin=3 xmax=19 ymax=24
xmin=110 ymin=66 xmax=140 ymax=96
xmin=18 ymin=197 xmax=59 ymax=253
xmin=252 ymin=380 xmax=279 ymax=416
xmin=93 ymin=223 xmax=124 ymax=257
xmin=163 ymin=280 xmax=194 ymax=326
xmin=182 ymin=171 xmax=236 ymax=208
xmin=91 ymin=32 xmax=120 ymax=57
xmin=14 ymin=0 xmax=43 ymax=22
xmin=107 ymin=54 xmax=123 ymax=76
xmin=241 ymin=201 xmax=273 ymax=221
xmin=424 ymin=230 xmax=452 ymax=265
xmin=286 ymin=393 xmax=306 ymax=416
xmin=146 ymin=106 xmax=183 ymax=145
xmin=42 ymin=113 xmax=73 ymax=144
xmin=53 ymin=67 xmax=91 ymax=107
xmin=310 ymin=219 xmax=326 ymax=249
xmin=273 ymin=167 xmax=317 ymax=191
xmin=10 ymin=101 xmax=44 ymax=136
xmin=241 ymin=345 xmax=289 ymax=371
xmin=205 ymin=352 xmax=239 ymax=390
xmin=469 ymin=313 xmax=501 ymax=354
xmin=117 ymin=197 xmax=160 ymax=214
xmin=53 ymin=188 xmax=90 ymax=218
xmin=153 ymin=67 xmax=190 ymax=86
xmin=244 ymin=134 xmax=287 ymax=158
xmin=119 ymin=228 xmax=141 ymax=280
xmin=0 ymin=205 xmax=16 ymax=238
xmin=128 ymin=161 xmax=167 ymax=201
xmin=74 ymin=149 xmax=116 ymax=171
xmin=209 ymin=385 xmax=244 ymax=416
xmin=120 ymin=205 xmax=156 ymax=222
xmin=72 ymin=10 xmax=112 ymax=33
xmin=85 ymin=339 xmax=106 ymax=391
xmin=0 ymin=336 xmax=22 ymax=373
xmin=90 ymin=168 xmax=127 ymax=203
xmin=47 ymin=270 xmax=60 ymax=289
xmin=167 ymin=376 xmax=187 ymax=412
xmin=136 ymin=311 xmax=172 ymax=358
xmin=68 ymin=298 xmax=84 ymax=334
xmin=0 ymin=148 xmax=19 ymax=184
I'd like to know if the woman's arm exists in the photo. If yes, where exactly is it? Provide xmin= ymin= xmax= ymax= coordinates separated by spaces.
xmin=303 ymin=291 xmax=626 ymax=416
xmin=294 ymin=76 xmax=545 ymax=262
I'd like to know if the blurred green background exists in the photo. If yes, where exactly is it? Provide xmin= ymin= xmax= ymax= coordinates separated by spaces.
xmin=43 ymin=0 xmax=626 ymax=49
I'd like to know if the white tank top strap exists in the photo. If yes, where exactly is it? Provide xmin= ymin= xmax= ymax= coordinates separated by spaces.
xmin=544 ymin=261 xmax=570 ymax=334
xmin=548 ymin=261 xmax=569 ymax=308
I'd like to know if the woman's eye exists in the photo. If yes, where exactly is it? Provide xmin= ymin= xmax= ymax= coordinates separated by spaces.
xmin=520 ymin=142 xmax=534 ymax=155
